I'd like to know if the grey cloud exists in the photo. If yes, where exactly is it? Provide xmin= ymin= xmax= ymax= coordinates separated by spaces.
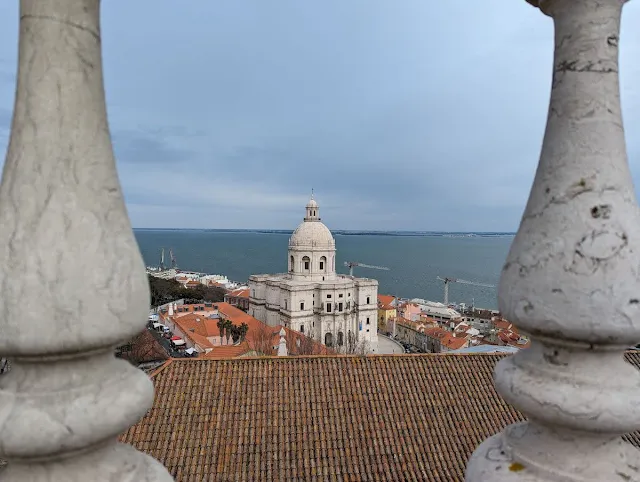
xmin=112 ymin=129 xmax=195 ymax=165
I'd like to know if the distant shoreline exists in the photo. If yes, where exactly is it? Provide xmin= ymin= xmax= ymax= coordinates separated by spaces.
xmin=134 ymin=228 xmax=515 ymax=238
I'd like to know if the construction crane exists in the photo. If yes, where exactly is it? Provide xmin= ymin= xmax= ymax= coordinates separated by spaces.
xmin=436 ymin=276 xmax=495 ymax=306
xmin=170 ymin=248 xmax=177 ymax=269
xmin=344 ymin=261 xmax=390 ymax=276
xmin=159 ymin=248 xmax=166 ymax=271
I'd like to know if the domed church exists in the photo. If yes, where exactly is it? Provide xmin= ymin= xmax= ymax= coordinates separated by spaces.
xmin=248 ymin=195 xmax=379 ymax=353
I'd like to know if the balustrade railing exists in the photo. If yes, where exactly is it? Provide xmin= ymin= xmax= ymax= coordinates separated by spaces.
xmin=0 ymin=0 xmax=637 ymax=481
xmin=0 ymin=1 xmax=173 ymax=480
xmin=466 ymin=0 xmax=640 ymax=480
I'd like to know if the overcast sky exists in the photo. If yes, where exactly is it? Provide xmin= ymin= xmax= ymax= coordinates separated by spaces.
xmin=0 ymin=2 xmax=639 ymax=231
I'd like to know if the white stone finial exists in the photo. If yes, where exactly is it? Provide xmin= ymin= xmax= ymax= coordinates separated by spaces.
xmin=466 ymin=0 xmax=640 ymax=480
xmin=277 ymin=327 xmax=288 ymax=356
xmin=0 ymin=1 xmax=172 ymax=480
xmin=168 ymin=303 xmax=174 ymax=316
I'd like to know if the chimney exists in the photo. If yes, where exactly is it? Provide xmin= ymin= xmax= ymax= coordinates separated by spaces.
xmin=168 ymin=303 xmax=174 ymax=316
xmin=277 ymin=327 xmax=288 ymax=356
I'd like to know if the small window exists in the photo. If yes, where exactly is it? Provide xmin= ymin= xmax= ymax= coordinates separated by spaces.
xmin=366 ymin=296 xmax=370 ymax=304
xmin=339 ymin=294 xmax=343 ymax=298
xmin=338 ymin=302 xmax=343 ymax=312
xmin=366 ymin=318 xmax=370 ymax=325
xmin=304 ymin=261 xmax=310 ymax=270
xmin=348 ymin=293 xmax=351 ymax=297
xmin=366 ymin=329 xmax=370 ymax=332
xmin=327 ymin=294 xmax=332 ymax=299
xmin=300 ymin=325 xmax=304 ymax=333
xmin=319 ymin=261 xmax=324 ymax=270
xmin=285 ymin=300 xmax=288 ymax=310
xmin=300 ymin=302 xmax=304 ymax=310
xmin=326 ymin=303 xmax=332 ymax=313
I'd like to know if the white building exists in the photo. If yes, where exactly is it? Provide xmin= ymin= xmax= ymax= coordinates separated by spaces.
xmin=249 ymin=196 xmax=379 ymax=352
xmin=410 ymin=299 xmax=461 ymax=321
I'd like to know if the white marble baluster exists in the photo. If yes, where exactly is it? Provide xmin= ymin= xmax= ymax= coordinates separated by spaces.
xmin=0 ymin=1 xmax=173 ymax=480
xmin=466 ymin=0 xmax=640 ymax=480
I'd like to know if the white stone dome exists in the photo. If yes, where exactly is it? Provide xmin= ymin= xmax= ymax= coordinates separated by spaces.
xmin=289 ymin=221 xmax=335 ymax=249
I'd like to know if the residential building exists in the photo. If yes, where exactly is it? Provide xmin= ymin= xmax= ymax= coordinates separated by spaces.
xmin=157 ymin=301 xmax=328 ymax=357
xmin=249 ymin=196 xmax=379 ymax=352
xmin=409 ymin=298 xmax=462 ymax=325
xmin=377 ymin=294 xmax=397 ymax=331
xmin=224 ymin=287 xmax=250 ymax=311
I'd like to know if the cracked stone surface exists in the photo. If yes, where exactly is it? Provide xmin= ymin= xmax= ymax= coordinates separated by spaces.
xmin=466 ymin=0 xmax=640 ymax=480
xmin=0 ymin=1 xmax=172 ymax=480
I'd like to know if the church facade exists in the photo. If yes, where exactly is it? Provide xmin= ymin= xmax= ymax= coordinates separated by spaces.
xmin=248 ymin=196 xmax=379 ymax=353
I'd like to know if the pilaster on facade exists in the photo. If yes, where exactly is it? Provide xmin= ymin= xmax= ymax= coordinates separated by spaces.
xmin=0 ymin=1 xmax=172 ymax=480
xmin=466 ymin=0 xmax=640 ymax=480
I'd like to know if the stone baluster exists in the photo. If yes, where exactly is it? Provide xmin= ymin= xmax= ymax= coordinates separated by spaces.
xmin=0 ymin=1 xmax=173 ymax=480
xmin=466 ymin=0 xmax=640 ymax=480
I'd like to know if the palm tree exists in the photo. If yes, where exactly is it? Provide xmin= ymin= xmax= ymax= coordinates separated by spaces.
xmin=231 ymin=325 xmax=241 ymax=344
xmin=217 ymin=318 xmax=225 ymax=344
xmin=225 ymin=319 xmax=233 ymax=345
xmin=239 ymin=323 xmax=249 ymax=342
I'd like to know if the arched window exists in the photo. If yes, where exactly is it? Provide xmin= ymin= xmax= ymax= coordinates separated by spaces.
xmin=325 ymin=332 xmax=333 ymax=347
xmin=366 ymin=296 xmax=370 ymax=304
xmin=337 ymin=331 xmax=344 ymax=346
xmin=319 ymin=255 xmax=327 ymax=272
xmin=290 ymin=255 xmax=294 ymax=272
xmin=302 ymin=256 xmax=311 ymax=273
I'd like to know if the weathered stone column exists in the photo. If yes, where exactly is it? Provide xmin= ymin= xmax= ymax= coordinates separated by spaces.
xmin=0 ymin=1 xmax=173 ymax=480
xmin=466 ymin=0 xmax=640 ymax=480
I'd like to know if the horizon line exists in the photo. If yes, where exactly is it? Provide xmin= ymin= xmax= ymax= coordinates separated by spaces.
xmin=132 ymin=228 xmax=517 ymax=234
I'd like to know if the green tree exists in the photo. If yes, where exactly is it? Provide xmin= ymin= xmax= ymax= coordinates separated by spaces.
xmin=224 ymin=319 xmax=233 ymax=345
xmin=239 ymin=323 xmax=249 ymax=342
xmin=217 ymin=318 xmax=225 ymax=344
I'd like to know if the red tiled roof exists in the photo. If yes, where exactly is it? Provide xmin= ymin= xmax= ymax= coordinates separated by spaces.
xmin=200 ymin=342 xmax=253 ymax=359
xmin=227 ymin=288 xmax=249 ymax=299
xmin=116 ymin=329 xmax=169 ymax=364
xmin=167 ymin=303 xmax=326 ymax=357
xmin=377 ymin=294 xmax=395 ymax=307
xmin=424 ymin=326 xmax=468 ymax=350
xmin=120 ymin=353 xmax=640 ymax=481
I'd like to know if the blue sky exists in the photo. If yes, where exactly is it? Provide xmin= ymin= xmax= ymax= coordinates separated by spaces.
xmin=0 ymin=1 xmax=639 ymax=231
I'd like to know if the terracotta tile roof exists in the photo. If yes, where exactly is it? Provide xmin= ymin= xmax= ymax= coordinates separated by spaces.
xmin=227 ymin=288 xmax=250 ymax=298
xmin=200 ymin=342 xmax=253 ymax=359
xmin=377 ymin=294 xmax=395 ymax=307
xmin=164 ymin=303 xmax=326 ymax=357
xmin=116 ymin=329 xmax=169 ymax=364
xmin=122 ymin=353 xmax=640 ymax=481
xmin=493 ymin=319 xmax=513 ymax=331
